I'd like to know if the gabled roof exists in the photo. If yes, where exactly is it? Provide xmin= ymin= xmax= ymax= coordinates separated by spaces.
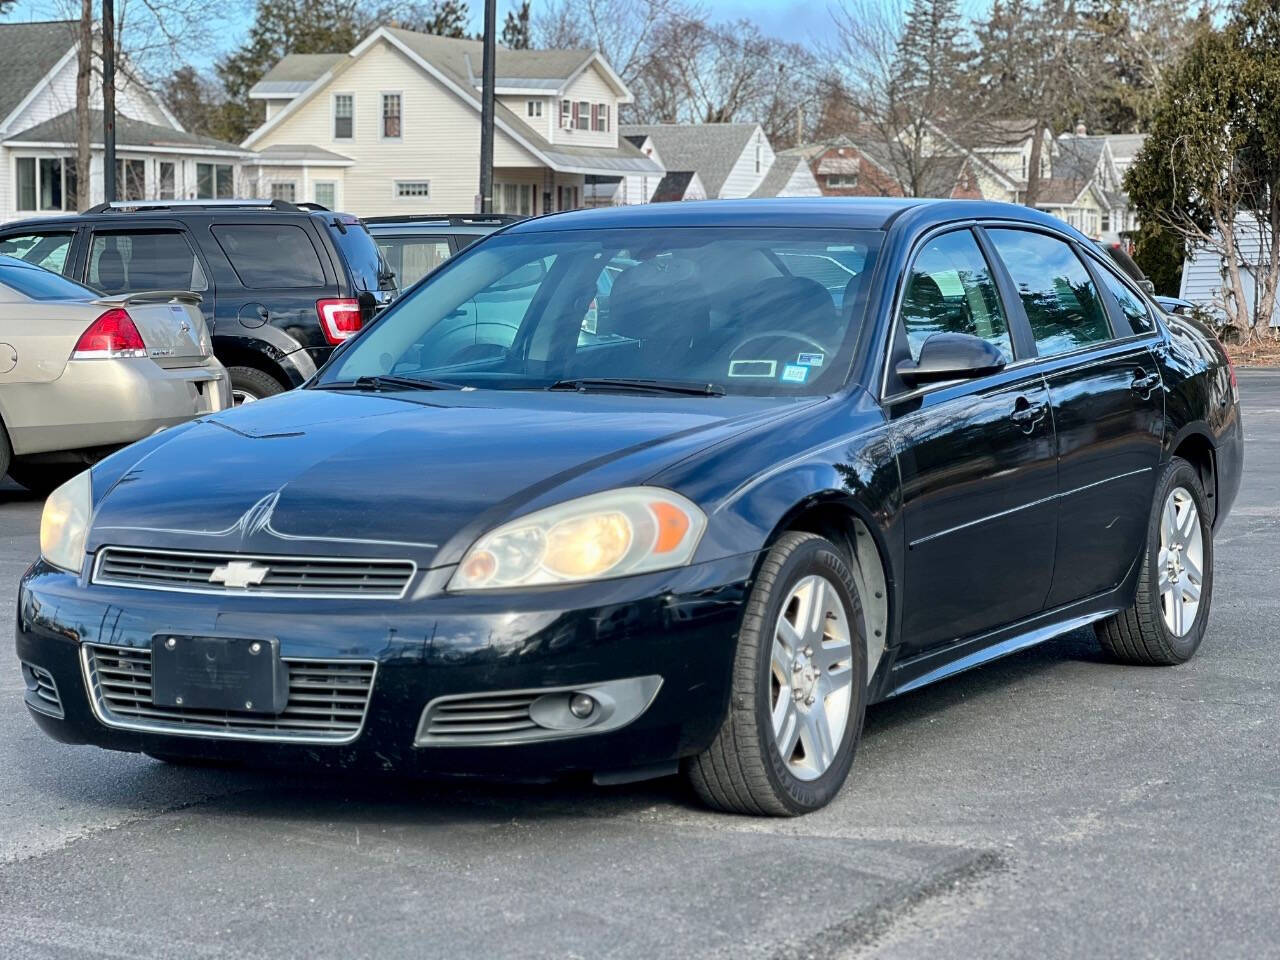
xmin=250 ymin=54 xmax=347 ymax=99
xmin=1105 ymin=133 xmax=1147 ymax=162
xmin=651 ymin=171 xmax=703 ymax=202
xmin=5 ymin=109 xmax=248 ymax=155
xmin=0 ymin=20 xmax=79 ymax=131
xmin=1053 ymin=135 xmax=1107 ymax=182
xmin=244 ymin=27 xmax=658 ymax=177
xmin=620 ymin=123 xmax=761 ymax=198
xmin=749 ymin=149 xmax=819 ymax=198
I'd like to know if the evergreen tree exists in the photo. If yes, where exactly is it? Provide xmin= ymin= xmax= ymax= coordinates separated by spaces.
xmin=502 ymin=1 xmax=533 ymax=49
xmin=214 ymin=0 xmax=367 ymax=142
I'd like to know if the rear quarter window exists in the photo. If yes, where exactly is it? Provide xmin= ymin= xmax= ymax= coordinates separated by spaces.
xmin=211 ymin=223 xmax=327 ymax=288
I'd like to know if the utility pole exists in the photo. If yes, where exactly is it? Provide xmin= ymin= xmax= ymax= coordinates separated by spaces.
xmin=478 ymin=0 xmax=496 ymax=213
xmin=102 ymin=0 xmax=116 ymax=203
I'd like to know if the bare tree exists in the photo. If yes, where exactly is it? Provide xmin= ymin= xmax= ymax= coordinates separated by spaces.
xmin=830 ymin=0 xmax=982 ymax=197
xmin=534 ymin=0 xmax=698 ymax=89
xmin=76 ymin=2 xmax=92 ymax=211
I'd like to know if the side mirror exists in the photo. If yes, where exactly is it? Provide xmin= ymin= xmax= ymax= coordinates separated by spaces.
xmin=896 ymin=332 xmax=1006 ymax=387
xmin=1139 ymin=279 xmax=1155 ymax=295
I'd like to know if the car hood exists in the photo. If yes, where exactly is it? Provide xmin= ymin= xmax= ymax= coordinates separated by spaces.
xmin=87 ymin=387 xmax=806 ymax=565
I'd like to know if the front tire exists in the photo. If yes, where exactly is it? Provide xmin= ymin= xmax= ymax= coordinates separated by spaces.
xmin=6 ymin=461 xmax=79 ymax=496
xmin=1096 ymin=456 xmax=1214 ymax=665
xmin=686 ymin=532 xmax=868 ymax=816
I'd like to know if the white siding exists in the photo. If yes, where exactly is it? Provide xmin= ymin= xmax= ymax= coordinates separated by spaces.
xmin=5 ymin=52 xmax=171 ymax=136
xmin=719 ymin=127 xmax=772 ymax=199
xmin=501 ymin=95 xmax=552 ymax=141
xmin=549 ymin=64 xmax=617 ymax=148
xmin=1180 ymin=223 xmax=1280 ymax=326
xmin=252 ymin=38 xmax=543 ymax=216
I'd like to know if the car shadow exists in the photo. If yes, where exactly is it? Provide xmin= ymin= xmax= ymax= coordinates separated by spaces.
xmin=23 ymin=627 xmax=1111 ymax=826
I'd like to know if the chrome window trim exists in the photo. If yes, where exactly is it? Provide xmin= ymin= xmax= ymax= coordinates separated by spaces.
xmin=879 ymin=218 xmax=1167 ymax=405
xmin=80 ymin=644 xmax=378 ymax=746
xmin=91 ymin=545 xmax=417 ymax=600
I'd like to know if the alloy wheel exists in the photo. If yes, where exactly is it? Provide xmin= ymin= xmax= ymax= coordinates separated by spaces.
xmin=769 ymin=574 xmax=854 ymax=781
xmin=232 ymin=389 xmax=258 ymax=405
xmin=1158 ymin=485 xmax=1204 ymax=637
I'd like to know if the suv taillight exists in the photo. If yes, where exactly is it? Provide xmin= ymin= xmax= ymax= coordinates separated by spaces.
xmin=72 ymin=308 xmax=147 ymax=359
xmin=317 ymin=298 xmax=363 ymax=345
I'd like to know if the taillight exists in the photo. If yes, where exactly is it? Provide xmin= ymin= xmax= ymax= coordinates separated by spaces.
xmin=72 ymin=308 xmax=147 ymax=359
xmin=317 ymin=298 xmax=362 ymax=345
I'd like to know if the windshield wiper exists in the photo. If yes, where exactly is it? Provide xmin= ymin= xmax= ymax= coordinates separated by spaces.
xmin=317 ymin=374 xmax=463 ymax=392
xmin=548 ymin=377 xmax=725 ymax=397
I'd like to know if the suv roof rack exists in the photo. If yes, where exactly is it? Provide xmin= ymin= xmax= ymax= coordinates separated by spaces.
xmin=84 ymin=199 xmax=304 ymax=214
xmin=295 ymin=202 xmax=330 ymax=211
xmin=361 ymin=214 xmax=525 ymax=227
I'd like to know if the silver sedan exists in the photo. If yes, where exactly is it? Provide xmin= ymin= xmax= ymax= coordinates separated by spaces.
xmin=0 ymin=256 xmax=229 ymax=492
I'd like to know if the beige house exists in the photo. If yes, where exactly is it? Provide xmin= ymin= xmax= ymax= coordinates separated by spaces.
xmin=242 ymin=26 xmax=661 ymax=216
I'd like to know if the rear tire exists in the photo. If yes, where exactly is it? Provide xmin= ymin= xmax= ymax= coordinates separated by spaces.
xmin=1095 ymin=456 xmax=1213 ymax=665
xmin=685 ymin=532 xmax=868 ymax=816
xmin=6 ymin=461 xmax=79 ymax=496
xmin=228 ymin=366 xmax=284 ymax=404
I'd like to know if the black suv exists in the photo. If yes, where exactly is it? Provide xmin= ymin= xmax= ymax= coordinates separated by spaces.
xmin=0 ymin=200 xmax=396 ymax=402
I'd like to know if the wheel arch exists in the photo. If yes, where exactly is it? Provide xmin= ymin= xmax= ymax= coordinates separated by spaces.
xmin=210 ymin=336 xmax=296 ymax=390
xmin=1168 ymin=424 xmax=1217 ymax=524
xmin=761 ymin=493 xmax=894 ymax=691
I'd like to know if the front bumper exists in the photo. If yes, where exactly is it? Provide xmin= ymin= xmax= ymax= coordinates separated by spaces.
xmin=16 ymin=552 xmax=756 ymax=780
xmin=5 ymin=357 xmax=230 ymax=457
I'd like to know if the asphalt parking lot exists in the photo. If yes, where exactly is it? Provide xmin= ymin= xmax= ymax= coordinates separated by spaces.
xmin=1 ymin=370 xmax=1276 ymax=960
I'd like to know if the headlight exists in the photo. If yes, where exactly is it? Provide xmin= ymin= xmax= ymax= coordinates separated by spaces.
xmin=449 ymin=487 xmax=706 ymax=590
xmin=40 ymin=470 xmax=92 ymax=574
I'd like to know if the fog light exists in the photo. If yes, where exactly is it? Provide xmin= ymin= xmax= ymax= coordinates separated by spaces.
xmin=569 ymin=692 xmax=596 ymax=719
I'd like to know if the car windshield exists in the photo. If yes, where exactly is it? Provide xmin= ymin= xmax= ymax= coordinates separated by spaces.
xmin=0 ymin=261 xmax=97 ymax=301
xmin=320 ymin=226 xmax=882 ymax=397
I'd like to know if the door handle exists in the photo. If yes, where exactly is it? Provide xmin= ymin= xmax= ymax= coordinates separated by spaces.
xmin=1010 ymin=395 xmax=1047 ymax=433
xmin=1131 ymin=369 xmax=1161 ymax=396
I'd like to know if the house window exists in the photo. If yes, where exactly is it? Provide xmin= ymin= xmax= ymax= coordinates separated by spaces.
xmin=593 ymin=103 xmax=609 ymax=131
xmin=314 ymin=181 xmax=336 ymax=208
xmin=333 ymin=93 xmax=354 ymax=139
xmin=196 ymin=163 xmax=234 ymax=199
xmin=576 ymin=100 xmax=590 ymax=130
xmin=159 ymin=161 xmax=175 ymax=200
xmin=395 ymin=180 xmax=430 ymax=199
xmin=1101 ymin=211 xmax=1111 ymax=232
xmin=560 ymin=99 xmax=571 ymax=128
xmin=116 ymin=158 xmax=146 ymax=201
xmin=527 ymin=100 xmax=542 ymax=118
xmin=382 ymin=93 xmax=401 ymax=139
xmin=826 ymin=174 xmax=859 ymax=188
xmin=271 ymin=181 xmax=297 ymax=202
xmin=15 ymin=157 xmax=77 ymax=212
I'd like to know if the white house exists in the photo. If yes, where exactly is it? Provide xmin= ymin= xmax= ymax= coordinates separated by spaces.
xmin=620 ymin=122 xmax=820 ymax=200
xmin=0 ymin=20 xmax=251 ymax=223
xmin=1181 ymin=219 xmax=1280 ymax=328
xmin=242 ymin=26 xmax=662 ymax=216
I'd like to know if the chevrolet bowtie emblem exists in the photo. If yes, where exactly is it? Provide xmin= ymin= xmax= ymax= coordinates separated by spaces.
xmin=209 ymin=560 xmax=270 ymax=589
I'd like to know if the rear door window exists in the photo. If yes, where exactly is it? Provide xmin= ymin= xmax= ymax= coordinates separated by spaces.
xmin=376 ymin=235 xmax=451 ymax=287
xmin=88 ymin=230 xmax=208 ymax=294
xmin=987 ymin=229 xmax=1111 ymax=356
xmin=0 ymin=232 xmax=75 ymax=274
xmin=1093 ymin=258 xmax=1157 ymax=335
xmin=212 ymin=224 xmax=327 ymax=288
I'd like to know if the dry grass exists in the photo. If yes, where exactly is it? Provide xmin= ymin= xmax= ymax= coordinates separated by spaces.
xmin=1226 ymin=338 xmax=1280 ymax=367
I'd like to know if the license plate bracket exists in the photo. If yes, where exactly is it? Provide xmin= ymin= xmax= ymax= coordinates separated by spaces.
xmin=151 ymin=635 xmax=287 ymax=714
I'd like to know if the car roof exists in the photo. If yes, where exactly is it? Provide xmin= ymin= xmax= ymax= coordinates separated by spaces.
xmin=503 ymin=197 xmax=1084 ymax=236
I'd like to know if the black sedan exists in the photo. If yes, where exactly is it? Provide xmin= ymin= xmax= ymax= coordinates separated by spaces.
xmin=17 ymin=199 xmax=1242 ymax=816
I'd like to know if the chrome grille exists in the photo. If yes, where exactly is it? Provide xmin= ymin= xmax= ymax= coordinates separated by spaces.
xmin=418 ymin=691 xmax=541 ymax=744
xmin=93 ymin=547 xmax=415 ymax=599
xmin=21 ymin=662 xmax=64 ymax=718
xmin=82 ymin=644 xmax=376 ymax=744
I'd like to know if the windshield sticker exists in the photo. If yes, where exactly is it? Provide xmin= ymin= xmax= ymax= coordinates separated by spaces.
xmin=781 ymin=364 xmax=809 ymax=384
xmin=729 ymin=359 xmax=777 ymax=378
xmin=796 ymin=352 xmax=824 ymax=367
